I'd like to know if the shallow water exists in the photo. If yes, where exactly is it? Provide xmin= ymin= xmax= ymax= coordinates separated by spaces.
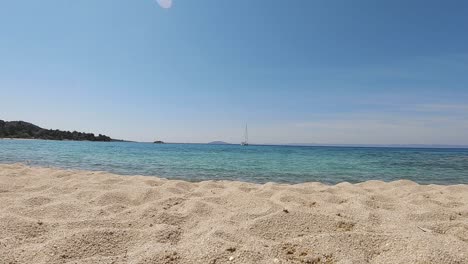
xmin=1 ymin=139 xmax=467 ymax=184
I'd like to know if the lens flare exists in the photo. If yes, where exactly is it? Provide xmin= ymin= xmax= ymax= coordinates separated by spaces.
xmin=156 ymin=0 xmax=172 ymax=9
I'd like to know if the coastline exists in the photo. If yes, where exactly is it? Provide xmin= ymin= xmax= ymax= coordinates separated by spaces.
xmin=1 ymin=163 xmax=467 ymax=263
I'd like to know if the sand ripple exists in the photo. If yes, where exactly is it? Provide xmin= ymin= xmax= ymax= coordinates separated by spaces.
xmin=0 ymin=163 xmax=467 ymax=263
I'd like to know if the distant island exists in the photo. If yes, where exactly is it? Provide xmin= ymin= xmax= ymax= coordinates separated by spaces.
xmin=0 ymin=120 xmax=112 ymax=142
xmin=153 ymin=140 xmax=165 ymax=144
xmin=208 ymin=141 xmax=231 ymax=145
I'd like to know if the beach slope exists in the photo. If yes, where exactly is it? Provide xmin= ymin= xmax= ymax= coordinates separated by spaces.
xmin=0 ymin=164 xmax=467 ymax=263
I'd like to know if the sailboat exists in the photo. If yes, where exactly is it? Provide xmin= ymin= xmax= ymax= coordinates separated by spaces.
xmin=241 ymin=124 xmax=249 ymax=146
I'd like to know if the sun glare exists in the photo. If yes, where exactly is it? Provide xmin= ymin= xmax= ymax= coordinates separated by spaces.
xmin=156 ymin=0 xmax=172 ymax=9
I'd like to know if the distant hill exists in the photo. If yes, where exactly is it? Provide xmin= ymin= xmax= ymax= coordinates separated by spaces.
xmin=0 ymin=120 xmax=112 ymax=142
xmin=208 ymin=141 xmax=231 ymax=145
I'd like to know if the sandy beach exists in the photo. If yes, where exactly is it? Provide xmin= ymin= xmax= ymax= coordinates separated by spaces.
xmin=0 ymin=163 xmax=467 ymax=263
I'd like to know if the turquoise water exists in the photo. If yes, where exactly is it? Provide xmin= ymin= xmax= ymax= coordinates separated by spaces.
xmin=1 ymin=139 xmax=468 ymax=184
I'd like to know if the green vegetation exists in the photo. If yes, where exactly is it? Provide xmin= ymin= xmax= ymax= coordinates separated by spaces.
xmin=0 ymin=120 xmax=112 ymax=141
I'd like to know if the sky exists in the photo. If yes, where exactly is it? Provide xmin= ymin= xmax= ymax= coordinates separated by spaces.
xmin=1 ymin=0 xmax=468 ymax=144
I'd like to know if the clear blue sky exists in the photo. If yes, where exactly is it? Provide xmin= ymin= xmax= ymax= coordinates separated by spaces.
xmin=1 ymin=0 xmax=468 ymax=144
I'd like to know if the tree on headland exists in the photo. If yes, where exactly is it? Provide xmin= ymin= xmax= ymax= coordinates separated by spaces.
xmin=0 ymin=120 xmax=112 ymax=142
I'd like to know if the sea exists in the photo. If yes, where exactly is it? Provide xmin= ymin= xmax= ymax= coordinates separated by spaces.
xmin=1 ymin=139 xmax=468 ymax=185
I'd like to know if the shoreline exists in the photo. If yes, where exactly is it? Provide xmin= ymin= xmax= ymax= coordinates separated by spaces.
xmin=2 ymin=161 xmax=468 ymax=186
xmin=1 ymin=163 xmax=467 ymax=263
xmin=1 ymin=162 xmax=468 ymax=187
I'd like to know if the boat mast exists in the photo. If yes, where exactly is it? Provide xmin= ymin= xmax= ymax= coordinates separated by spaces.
xmin=245 ymin=124 xmax=248 ymax=144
